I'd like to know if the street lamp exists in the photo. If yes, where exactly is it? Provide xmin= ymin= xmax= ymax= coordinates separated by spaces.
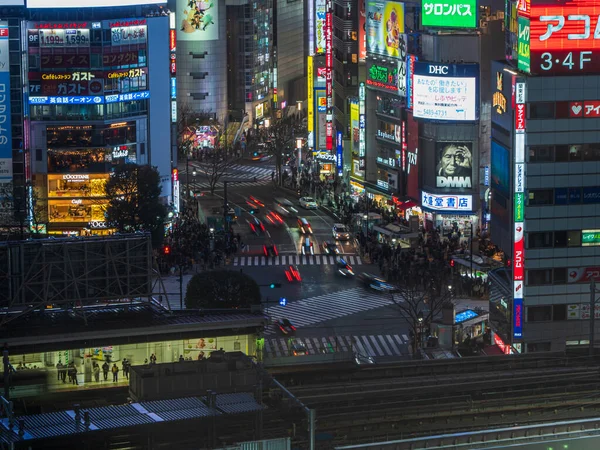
xmin=417 ymin=310 xmax=424 ymax=354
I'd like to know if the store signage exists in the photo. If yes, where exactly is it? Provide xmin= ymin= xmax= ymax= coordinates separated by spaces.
xmin=377 ymin=179 xmax=389 ymax=190
xmin=63 ymin=174 xmax=89 ymax=181
xmin=421 ymin=190 xmax=473 ymax=212
xmin=170 ymin=54 xmax=176 ymax=75
xmin=88 ymin=220 xmax=108 ymax=229
xmin=359 ymin=82 xmax=366 ymax=158
xmin=71 ymin=199 xmax=83 ymax=204
xmin=421 ymin=0 xmax=477 ymax=29
xmin=0 ymin=23 xmax=10 ymax=181
xmin=317 ymin=96 xmax=326 ymax=113
xmin=484 ymin=166 xmax=490 ymax=186
xmin=106 ymin=68 xmax=146 ymax=79
xmin=494 ymin=333 xmax=511 ymax=354
xmin=514 ymin=192 xmax=525 ymax=221
xmin=170 ymin=77 xmax=177 ymax=100
xmin=514 ymin=224 xmax=524 ymax=280
xmin=435 ymin=142 xmax=473 ymax=189
xmin=29 ymin=0 xmax=163 ymax=7
xmin=111 ymin=25 xmax=147 ymax=46
xmin=413 ymin=62 xmax=479 ymax=121
xmin=316 ymin=152 xmax=336 ymax=162
xmin=325 ymin=1 xmax=333 ymax=151
xmin=376 ymin=127 xmax=401 ymax=144
xmin=377 ymin=156 xmax=396 ymax=168
xmin=406 ymin=54 xmax=418 ymax=110
xmin=568 ymin=266 xmax=600 ymax=283
xmin=515 ymin=104 xmax=526 ymax=132
xmin=29 ymin=95 xmax=103 ymax=105
xmin=112 ymin=146 xmax=129 ymax=159
xmin=513 ymin=298 xmax=523 ymax=338
xmin=171 ymin=100 xmax=177 ymax=123
xmin=514 ymin=163 xmax=525 ymax=193
xmin=569 ymin=100 xmax=600 ymax=118
xmin=366 ymin=60 xmax=406 ymax=96
xmin=336 ymin=131 xmax=343 ymax=176
xmin=492 ymin=72 xmax=507 ymax=115
xmin=169 ymin=29 xmax=176 ymax=52
xmin=515 ymin=82 xmax=526 ymax=104
xmin=530 ymin=1 xmax=600 ymax=75
xmin=515 ymin=135 xmax=525 ymax=164
xmin=307 ymin=56 xmax=314 ymax=148
xmin=366 ymin=1 xmax=405 ymax=58
xmin=518 ymin=17 xmax=531 ymax=73
xmin=33 ymin=22 xmax=88 ymax=29
xmin=37 ymin=29 xmax=90 ymax=48
xmin=105 ymin=91 xmax=150 ymax=103
xmin=315 ymin=0 xmax=326 ymax=54
xmin=582 ymin=230 xmax=600 ymax=246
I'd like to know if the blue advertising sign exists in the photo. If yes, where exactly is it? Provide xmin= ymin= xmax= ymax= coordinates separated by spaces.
xmin=29 ymin=96 xmax=103 ymax=105
xmin=105 ymin=91 xmax=150 ymax=104
xmin=170 ymin=77 xmax=177 ymax=99
xmin=583 ymin=186 xmax=600 ymax=204
xmin=455 ymin=309 xmax=478 ymax=324
xmin=406 ymin=54 xmax=418 ymax=110
xmin=570 ymin=187 xmax=582 ymax=204
xmin=0 ymin=23 xmax=12 ymax=180
xmin=336 ymin=131 xmax=343 ymax=176
xmin=513 ymin=297 xmax=523 ymax=338
xmin=555 ymin=187 xmax=568 ymax=205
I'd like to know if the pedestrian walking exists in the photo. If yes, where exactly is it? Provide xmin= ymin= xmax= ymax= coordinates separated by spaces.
xmin=111 ymin=363 xmax=119 ymax=382
xmin=150 ymin=353 xmax=157 ymax=364
xmin=102 ymin=361 xmax=109 ymax=381
xmin=93 ymin=362 xmax=100 ymax=382
xmin=56 ymin=360 xmax=63 ymax=381
xmin=122 ymin=358 xmax=130 ymax=380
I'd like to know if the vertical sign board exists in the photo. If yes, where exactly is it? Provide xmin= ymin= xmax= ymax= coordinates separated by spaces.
xmin=513 ymin=81 xmax=526 ymax=340
xmin=359 ymin=82 xmax=366 ymax=170
xmin=307 ymin=56 xmax=315 ymax=149
xmin=325 ymin=0 xmax=333 ymax=151
xmin=0 ymin=23 xmax=11 ymax=182
xmin=172 ymin=168 xmax=180 ymax=214
xmin=170 ymin=15 xmax=177 ymax=123
xmin=308 ymin=0 xmax=315 ymax=56
xmin=336 ymin=131 xmax=343 ymax=176
xmin=315 ymin=0 xmax=326 ymax=54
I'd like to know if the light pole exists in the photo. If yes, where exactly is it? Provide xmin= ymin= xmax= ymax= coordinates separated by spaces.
xmin=589 ymin=278 xmax=600 ymax=356
xmin=417 ymin=310 xmax=424 ymax=356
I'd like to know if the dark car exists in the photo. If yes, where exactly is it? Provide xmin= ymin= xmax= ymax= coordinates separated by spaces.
xmin=263 ymin=241 xmax=279 ymax=257
xmin=266 ymin=210 xmax=284 ymax=225
xmin=358 ymin=272 xmax=396 ymax=292
xmin=284 ymin=265 xmax=302 ymax=282
xmin=277 ymin=318 xmax=296 ymax=335
xmin=301 ymin=237 xmax=314 ymax=255
xmin=290 ymin=340 xmax=307 ymax=356
xmin=248 ymin=216 xmax=265 ymax=235
xmin=321 ymin=241 xmax=340 ymax=255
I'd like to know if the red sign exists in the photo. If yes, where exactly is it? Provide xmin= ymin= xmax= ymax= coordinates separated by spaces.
xmin=570 ymin=101 xmax=583 ymax=117
xmin=358 ymin=0 xmax=366 ymax=61
xmin=531 ymin=0 xmax=600 ymax=75
xmin=568 ymin=266 xmax=600 ymax=283
xmin=35 ymin=22 xmax=87 ymax=29
xmin=514 ymin=224 xmax=524 ymax=281
xmin=494 ymin=334 xmax=511 ymax=354
xmin=172 ymin=168 xmax=179 ymax=182
xmin=325 ymin=7 xmax=333 ymax=151
xmin=0 ymin=28 xmax=8 ymax=38
xmin=517 ymin=0 xmax=530 ymax=17
xmin=405 ymin=112 xmax=419 ymax=201
xmin=109 ymin=19 xmax=146 ymax=28
xmin=514 ymin=303 xmax=522 ymax=328
xmin=169 ymin=29 xmax=176 ymax=52
xmin=515 ymin=104 xmax=526 ymax=132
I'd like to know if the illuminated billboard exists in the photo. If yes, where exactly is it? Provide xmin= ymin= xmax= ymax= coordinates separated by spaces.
xmin=359 ymin=0 xmax=366 ymax=61
xmin=435 ymin=142 xmax=473 ymax=189
xmin=176 ymin=0 xmax=219 ymax=41
xmin=307 ymin=56 xmax=315 ymax=148
xmin=422 ymin=0 xmax=477 ymax=28
xmin=517 ymin=17 xmax=530 ymax=73
xmin=413 ymin=62 xmax=479 ymax=121
xmin=366 ymin=59 xmax=406 ymax=97
xmin=366 ymin=1 xmax=405 ymax=58
xmin=28 ymin=0 xmax=165 ymax=6
xmin=315 ymin=0 xmax=326 ymax=54
xmin=0 ymin=23 xmax=11 ymax=182
xmin=421 ymin=190 xmax=473 ymax=212
xmin=530 ymin=0 xmax=600 ymax=75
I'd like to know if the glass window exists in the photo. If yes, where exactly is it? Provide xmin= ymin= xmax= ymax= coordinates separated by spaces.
xmin=529 ymin=102 xmax=555 ymax=119
xmin=528 ymin=189 xmax=553 ymax=205
xmin=529 ymin=232 xmax=553 ymax=248
xmin=568 ymin=230 xmax=581 ymax=246
xmin=583 ymin=145 xmax=600 ymax=161
xmin=553 ymin=269 xmax=567 ymax=285
xmin=527 ymin=305 xmax=552 ymax=321
xmin=554 ymin=230 xmax=567 ymax=247
xmin=569 ymin=144 xmax=583 ymax=161
xmin=527 ymin=342 xmax=552 ymax=352
xmin=555 ymin=145 xmax=569 ymax=162
xmin=529 ymin=146 xmax=553 ymax=162
xmin=528 ymin=269 xmax=552 ymax=286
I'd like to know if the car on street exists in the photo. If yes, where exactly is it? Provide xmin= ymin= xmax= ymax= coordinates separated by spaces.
xmin=248 ymin=216 xmax=265 ymax=235
xmin=246 ymin=198 xmax=261 ymax=213
xmin=284 ymin=265 xmax=302 ymax=282
xmin=358 ymin=273 xmax=396 ymax=292
xmin=321 ymin=241 xmax=340 ymax=255
xmin=265 ymin=210 xmax=284 ymax=225
xmin=297 ymin=217 xmax=313 ymax=234
xmin=263 ymin=241 xmax=279 ymax=257
xmin=249 ymin=195 xmax=265 ymax=207
xmin=301 ymin=237 xmax=314 ymax=255
xmin=290 ymin=340 xmax=307 ymax=356
xmin=336 ymin=257 xmax=355 ymax=277
xmin=299 ymin=196 xmax=318 ymax=209
xmin=274 ymin=197 xmax=298 ymax=216
xmin=332 ymin=223 xmax=350 ymax=240
xmin=277 ymin=318 xmax=296 ymax=335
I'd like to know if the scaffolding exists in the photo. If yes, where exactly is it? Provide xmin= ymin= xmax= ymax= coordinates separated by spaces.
xmin=0 ymin=234 xmax=153 ymax=328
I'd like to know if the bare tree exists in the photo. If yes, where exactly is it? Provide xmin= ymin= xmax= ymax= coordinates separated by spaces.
xmin=390 ymin=275 xmax=454 ymax=356
xmin=204 ymin=120 xmax=236 ymax=195
xmin=266 ymin=115 xmax=297 ymax=185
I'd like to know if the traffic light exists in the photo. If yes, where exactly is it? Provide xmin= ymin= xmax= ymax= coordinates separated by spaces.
xmin=249 ymin=208 xmax=259 ymax=215
xmin=163 ymin=245 xmax=171 ymax=255
xmin=506 ymin=259 xmax=512 ymax=267
xmin=269 ymin=283 xmax=282 ymax=288
xmin=450 ymin=259 xmax=455 ymax=268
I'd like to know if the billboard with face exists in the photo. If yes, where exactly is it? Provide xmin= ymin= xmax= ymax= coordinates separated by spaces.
xmin=177 ymin=0 xmax=219 ymax=41
xmin=435 ymin=142 xmax=473 ymax=189
xmin=366 ymin=1 xmax=405 ymax=58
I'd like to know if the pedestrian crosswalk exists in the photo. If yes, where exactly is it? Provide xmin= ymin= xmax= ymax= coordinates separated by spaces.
xmin=192 ymin=179 xmax=271 ymax=190
xmin=231 ymin=254 xmax=363 ymax=266
xmin=264 ymin=287 xmax=400 ymax=335
xmin=193 ymin=163 xmax=275 ymax=179
xmin=264 ymin=334 xmax=410 ymax=359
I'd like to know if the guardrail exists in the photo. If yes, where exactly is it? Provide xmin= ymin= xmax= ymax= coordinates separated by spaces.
xmin=263 ymin=351 xmax=354 ymax=368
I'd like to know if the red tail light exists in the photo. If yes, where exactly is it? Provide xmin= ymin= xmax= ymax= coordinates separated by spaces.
xmin=274 ymin=245 xmax=279 ymax=256
xmin=291 ymin=325 xmax=296 ymax=330
xmin=250 ymin=223 xmax=256 ymax=232
xmin=260 ymin=223 xmax=265 ymax=231
xmin=263 ymin=245 xmax=267 ymax=256
xmin=285 ymin=271 xmax=293 ymax=282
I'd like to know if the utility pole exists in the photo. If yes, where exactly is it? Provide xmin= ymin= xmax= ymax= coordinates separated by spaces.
xmin=590 ymin=278 xmax=600 ymax=356
xmin=470 ymin=221 xmax=474 ymax=278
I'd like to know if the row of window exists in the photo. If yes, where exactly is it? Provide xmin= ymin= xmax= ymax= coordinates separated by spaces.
xmin=528 ymin=230 xmax=581 ymax=249
xmin=527 ymin=304 xmax=568 ymax=322
xmin=527 ymin=267 xmax=569 ymax=286
xmin=529 ymin=144 xmax=600 ymax=162
xmin=528 ymin=187 xmax=600 ymax=206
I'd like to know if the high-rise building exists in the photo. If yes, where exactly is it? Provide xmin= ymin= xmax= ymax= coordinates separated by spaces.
xmin=489 ymin=0 xmax=600 ymax=353
xmin=20 ymin=5 xmax=172 ymax=236
xmin=227 ymin=0 xmax=273 ymax=126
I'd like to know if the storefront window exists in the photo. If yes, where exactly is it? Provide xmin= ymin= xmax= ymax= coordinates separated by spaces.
xmin=376 ymin=95 xmax=402 ymax=119
xmin=48 ymin=173 xmax=108 ymax=198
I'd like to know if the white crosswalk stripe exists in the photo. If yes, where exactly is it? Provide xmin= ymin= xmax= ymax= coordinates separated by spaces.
xmin=263 ymin=334 xmax=408 ymax=358
xmin=192 ymin=180 xmax=271 ymax=190
xmin=264 ymin=287 xmax=400 ymax=334
xmin=230 ymin=254 xmax=362 ymax=266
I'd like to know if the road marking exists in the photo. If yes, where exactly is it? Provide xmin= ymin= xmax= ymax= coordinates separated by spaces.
xmin=315 ymin=256 xmax=321 ymax=265
xmin=369 ymin=335 xmax=384 ymax=356
xmin=356 ymin=256 xmax=362 ymax=265
xmin=254 ymin=256 xmax=259 ymax=266
xmin=307 ymin=256 xmax=313 ymax=265
xmin=386 ymin=335 xmax=401 ymax=355
xmin=377 ymin=335 xmax=393 ymax=355
xmin=402 ymin=334 xmax=409 ymax=342
xmin=233 ymin=257 xmax=238 ymax=266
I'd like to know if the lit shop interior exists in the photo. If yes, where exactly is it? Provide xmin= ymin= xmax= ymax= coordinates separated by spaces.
xmin=9 ymin=334 xmax=256 ymax=395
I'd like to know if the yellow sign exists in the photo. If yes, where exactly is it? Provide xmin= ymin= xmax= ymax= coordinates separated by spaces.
xmin=307 ymin=56 xmax=314 ymax=137
xmin=492 ymin=71 xmax=507 ymax=115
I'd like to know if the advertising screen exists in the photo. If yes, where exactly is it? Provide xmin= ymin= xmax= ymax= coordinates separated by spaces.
xmin=405 ymin=111 xmax=419 ymax=200
xmin=366 ymin=58 xmax=406 ymax=97
xmin=422 ymin=190 xmax=473 ymax=212
xmin=366 ymin=1 xmax=405 ymax=58
xmin=28 ymin=0 xmax=164 ymax=6
xmin=315 ymin=0 xmax=326 ymax=54
xmin=0 ymin=23 xmax=11 ymax=182
xmin=421 ymin=0 xmax=477 ymax=29
xmin=176 ymin=0 xmax=219 ymax=41
xmin=491 ymin=141 xmax=510 ymax=199
xmin=413 ymin=62 xmax=478 ymax=121
xmin=406 ymin=54 xmax=418 ymax=109
xmin=316 ymin=89 xmax=327 ymax=149
xmin=518 ymin=17 xmax=531 ymax=73
xmin=435 ymin=142 xmax=473 ymax=189
xmin=350 ymin=101 xmax=359 ymax=156
xmin=359 ymin=0 xmax=366 ymax=61
xmin=530 ymin=0 xmax=600 ymax=75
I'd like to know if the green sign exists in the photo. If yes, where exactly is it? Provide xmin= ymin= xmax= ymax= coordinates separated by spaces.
xmin=514 ymin=192 xmax=525 ymax=222
xmin=582 ymin=230 xmax=600 ymax=246
xmin=421 ymin=0 xmax=477 ymax=29
xmin=517 ymin=17 xmax=530 ymax=74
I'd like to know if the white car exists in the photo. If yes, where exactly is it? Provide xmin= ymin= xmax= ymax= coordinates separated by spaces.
xmin=332 ymin=223 xmax=350 ymax=240
xmin=299 ymin=197 xmax=318 ymax=209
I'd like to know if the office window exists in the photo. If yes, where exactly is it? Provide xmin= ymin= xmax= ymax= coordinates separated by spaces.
xmin=528 ymin=189 xmax=553 ymax=205
xmin=553 ymin=268 xmax=567 ymax=285
xmin=528 ymin=269 xmax=552 ymax=286
xmin=529 ymin=102 xmax=555 ymax=119
xmin=529 ymin=146 xmax=553 ymax=162
xmin=527 ymin=305 xmax=552 ymax=321
xmin=553 ymin=304 xmax=567 ymax=320
xmin=527 ymin=342 xmax=551 ymax=352
xmin=529 ymin=232 xmax=553 ymax=248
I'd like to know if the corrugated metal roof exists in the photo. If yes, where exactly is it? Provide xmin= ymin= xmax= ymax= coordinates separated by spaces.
xmin=209 ymin=393 xmax=265 ymax=415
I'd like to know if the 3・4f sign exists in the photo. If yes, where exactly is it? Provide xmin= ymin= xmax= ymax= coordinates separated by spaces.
xmin=530 ymin=0 xmax=600 ymax=75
